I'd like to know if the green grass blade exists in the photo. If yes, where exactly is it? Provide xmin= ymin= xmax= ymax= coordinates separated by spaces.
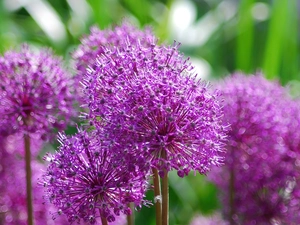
xmin=121 ymin=0 xmax=151 ymax=25
xmin=236 ymin=0 xmax=255 ymax=73
xmin=263 ymin=0 xmax=289 ymax=80
xmin=281 ymin=0 xmax=298 ymax=84
xmin=86 ymin=0 xmax=112 ymax=28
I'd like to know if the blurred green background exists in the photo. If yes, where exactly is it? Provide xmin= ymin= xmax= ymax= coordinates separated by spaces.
xmin=0 ymin=0 xmax=299 ymax=224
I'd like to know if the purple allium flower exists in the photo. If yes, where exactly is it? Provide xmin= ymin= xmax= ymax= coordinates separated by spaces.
xmin=42 ymin=129 xmax=148 ymax=224
xmin=82 ymin=39 xmax=228 ymax=177
xmin=0 ymin=136 xmax=69 ymax=225
xmin=209 ymin=73 xmax=300 ymax=224
xmin=73 ymin=21 xmax=155 ymax=77
xmin=0 ymin=45 xmax=74 ymax=138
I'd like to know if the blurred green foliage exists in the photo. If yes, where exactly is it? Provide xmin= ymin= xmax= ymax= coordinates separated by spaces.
xmin=0 ymin=0 xmax=299 ymax=83
xmin=0 ymin=0 xmax=299 ymax=224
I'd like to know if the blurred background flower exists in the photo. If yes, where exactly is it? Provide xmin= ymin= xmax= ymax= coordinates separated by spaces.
xmin=209 ymin=73 xmax=300 ymax=224
xmin=0 ymin=135 xmax=70 ymax=225
xmin=0 ymin=45 xmax=75 ymax=138
xmin=189 ymin=212 xmax=228 ymax=225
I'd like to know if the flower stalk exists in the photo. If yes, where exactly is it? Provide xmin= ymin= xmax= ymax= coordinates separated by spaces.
xmin=100 ymin=216 xmax=108 ymax=225
xmin=162 ymin=172 xmax=169 ymax=225
xmin=24 ymin=134 xmax=33 ymax=225
xmin=127 ymin=203 xmax=135 ymax=225
xmin=229 ymin=168 xmax=235 ymax=225
xmin=161 ymin=151 xmax=169 ymax=225
xmin=152 ymin=168 xmax=162 ymax=225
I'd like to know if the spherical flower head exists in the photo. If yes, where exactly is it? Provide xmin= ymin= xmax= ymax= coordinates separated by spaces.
xmin=42 ymin=129 xmax=148 ymax=224
xmin=209 ymin=73 xmax=300 ymax=224
xmin=0 ymin=45 xmax=75 ymax=138
xmin=73 ymin=21 xmax=155 ymax=77
xmin=0 ymin=137 xmax=69 ymax=225
xmin=83 ymin=40 xmax=228 ymax=177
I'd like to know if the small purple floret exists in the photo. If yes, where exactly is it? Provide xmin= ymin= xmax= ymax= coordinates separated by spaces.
xmin=73 ymin=21 xmax=155 ymax=77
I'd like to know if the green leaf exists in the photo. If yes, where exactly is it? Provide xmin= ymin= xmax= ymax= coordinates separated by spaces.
xmin=263 ymin=0 xmax=289 ymax=80
xmin=121 ymin=0 xmax=151 ymax=25
xmin=86 ymin=0 xmax=113 ymax=28
xmin=236 ymin=0 xmax=255 ymax=73
xmin=281 ymin=0 xmax=298 ymax=84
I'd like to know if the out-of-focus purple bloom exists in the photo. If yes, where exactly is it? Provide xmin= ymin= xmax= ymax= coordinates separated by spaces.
xmin=209 ymin=73 xmax=300 ymax=224
xmin=82 ymin=38 xmax=228 ymax=177
xmin=42 ymin=129 xmax=148 ymax=224
xmin=281 ymin=98 xmax=300 ymax=224
xmin=0 ymin=135 xmax=69 ymax=225
xmin=189 ymin=213 xmax=228 ymax=225
xmin=4 ymin=133 xmax=43 ymax=157
xmin=0 ymin=45 xmax=75 ymax=138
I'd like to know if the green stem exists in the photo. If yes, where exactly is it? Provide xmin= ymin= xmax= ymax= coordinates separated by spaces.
xmin=126 ymin=203 xmax=134 ymax=225
xmin=152 ymin=168 xmax=162 ymax=225
xmin=229 ymin=168 xmax=235 ymax=225
xmin=161 ymin=151 xmax=169 ymax=225
xmin=25 ymin=134 xmax=33 ymax=225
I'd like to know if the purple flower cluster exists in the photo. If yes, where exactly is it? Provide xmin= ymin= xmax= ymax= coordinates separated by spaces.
xmin=0 ymin=45 xmax=74 ymax=138
xmin=0 ymin=135 xmax=69 ymax=225
xmin=209 ymin=73 xmax=300 ymax=224
xmin=82 ymin=38 xmax=228 ymax=177
xmin=42 ymin=129 xmax=148 ymax=224
xmin=43 ymin=21 xmax=228 ymax=224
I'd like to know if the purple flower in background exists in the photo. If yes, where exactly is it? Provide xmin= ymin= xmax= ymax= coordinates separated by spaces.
xmin=0 ymin=135 xmax=69 ymax=225
xmin=4 ymin=133 xmax=43 ymax=158
xmin=0 ymin=45 xmax=74 ymax=138
xmin=42 ymin=129 xmax=148 ymax=224
xmin=82 ymin=39 xmax=228 ymax=177
xmin=209 ymin=73 xmax=300 ymax=224
xmin=281 ymin=97 xmax=300 ymax=224
xmin=189 ymin=213 xmax=228 ymax=225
